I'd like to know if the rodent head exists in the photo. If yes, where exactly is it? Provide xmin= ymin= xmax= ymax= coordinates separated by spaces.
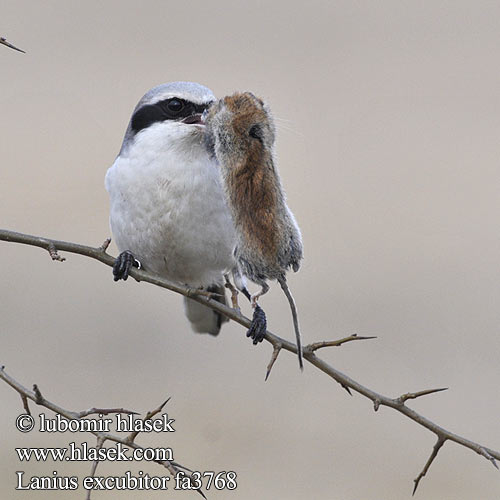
xmin=204 ymin=92 xmax=276 ymax=169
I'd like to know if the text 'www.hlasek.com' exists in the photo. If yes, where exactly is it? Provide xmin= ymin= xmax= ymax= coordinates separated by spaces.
xmin=14 ymin=412 xmax=237 ymax=492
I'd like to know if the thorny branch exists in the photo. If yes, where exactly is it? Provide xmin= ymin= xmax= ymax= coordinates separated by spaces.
xmin=412 ymin=438 xmax=445 ymax=495
xmin=0 ymin=36 xmax=25 ymax=53
xmin=126 ymin=397 xmax=171 ymax=444
xmin=0 ymin=364 xmax=205 ymax=500
xmin=86 ymin=436 xmax=105 ymax=500
xmin=306 ymin=334 xmax=377 ymax=352
xmin=0 ymin=228 xmax=499 ymax=494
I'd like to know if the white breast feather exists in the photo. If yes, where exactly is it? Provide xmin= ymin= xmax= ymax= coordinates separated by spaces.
xmin=105 ymin=121 xmax=236 ymax=288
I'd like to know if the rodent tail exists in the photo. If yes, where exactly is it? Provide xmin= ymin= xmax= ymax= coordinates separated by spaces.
xmin=277 ymin=275 xmax=303 ymax=370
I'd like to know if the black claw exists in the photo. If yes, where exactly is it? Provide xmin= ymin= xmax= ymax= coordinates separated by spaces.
xmin=113 ymin=251 xmax=139 ymax=281
xmin=246 ymin=305 xmax=267 ymax=344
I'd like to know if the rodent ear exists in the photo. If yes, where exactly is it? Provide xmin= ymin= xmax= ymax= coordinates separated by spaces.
xmin=245 ymin=92 xmax=265 ymax=107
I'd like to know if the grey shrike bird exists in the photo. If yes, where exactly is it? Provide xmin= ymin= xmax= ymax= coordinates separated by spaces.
xmin=105 ymin=81 xmax=239 ymax=335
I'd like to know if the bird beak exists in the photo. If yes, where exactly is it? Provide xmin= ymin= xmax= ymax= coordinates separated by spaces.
xmin=182 ymin=114 xmax=204 ymax=125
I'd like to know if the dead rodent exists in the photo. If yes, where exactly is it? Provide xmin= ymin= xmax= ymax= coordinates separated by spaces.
xmin=205 ymin=92 xmax=304 ymax=369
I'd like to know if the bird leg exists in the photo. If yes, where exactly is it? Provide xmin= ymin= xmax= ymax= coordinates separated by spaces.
xmin=113 ymin=250 xmax=142 ymax=281
xmin=223 ymin=274 xmax=269 ymax=344
xmin=224 ymin=274 xmax=241 ymax=312
xmin=250 ymin=283 xmax=269 ymax=308
xmin=246 ymin=283 xmax=269 ymax=345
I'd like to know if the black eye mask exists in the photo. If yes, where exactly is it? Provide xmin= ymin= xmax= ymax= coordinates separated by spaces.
xmin=131 ymin=98 xmax=211 ymax=134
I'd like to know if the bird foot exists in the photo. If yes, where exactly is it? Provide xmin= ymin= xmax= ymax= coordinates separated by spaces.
xmin=246 ymin=305 xmax=267 ymax=345
xmin=113 ymin=251 xmax=141 ymax=281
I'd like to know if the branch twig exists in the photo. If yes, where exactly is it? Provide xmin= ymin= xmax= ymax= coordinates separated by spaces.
xmin=413 ymin=437 xmax=445 ymax=495
xmin=265 ymin=343 xmax=282 ymax=381
xmin=0 ymin=364 xmax=191 ymax=498
xmin=1 ymin=228 xmax=499 ymax=493
xmin=126 ymin=397 xmax=171 ymax=444
xmin=396 ymin=388 xmax=448 ymax=405
xmin=77 ymin=407 xmax=139 ymax=418
xmin=86 ymin=436 xmax=105 ymax=500
xmin=305 ymin=334 xmax=376 ymax=352
xmin=0 ymin=36 xmax=25 ymax=53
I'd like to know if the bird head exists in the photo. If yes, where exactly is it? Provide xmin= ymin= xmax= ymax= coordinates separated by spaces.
xmin=119 ymin=82 xmax=215 ymax=156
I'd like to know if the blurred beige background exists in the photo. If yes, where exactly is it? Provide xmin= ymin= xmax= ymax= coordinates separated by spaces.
xmin=1 ymin=1 xmax=500 ymax=498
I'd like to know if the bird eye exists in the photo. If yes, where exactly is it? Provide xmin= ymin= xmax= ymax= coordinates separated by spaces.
xmin=249 ymin=125 xmax=262 ymax=140
xmin=167 ymin=99 xmax=183 ymax=112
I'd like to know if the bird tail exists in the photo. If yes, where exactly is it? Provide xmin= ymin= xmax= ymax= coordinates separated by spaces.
xmin=277 ymin=275 xmax=304 ymax=370
xmin=183 ymin=284 xmax=229 ymax=336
